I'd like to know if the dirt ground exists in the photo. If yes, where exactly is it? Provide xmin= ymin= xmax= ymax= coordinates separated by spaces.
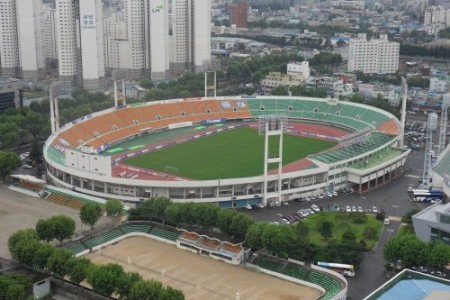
xmin=0 ymin=185 xmax=112 ymax=259
xmin=87 ymin=237 xmax=321 ymax=300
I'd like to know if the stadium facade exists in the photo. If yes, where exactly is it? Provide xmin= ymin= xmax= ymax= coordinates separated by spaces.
xmin=44 ymin=96 xmax=410 ymax=207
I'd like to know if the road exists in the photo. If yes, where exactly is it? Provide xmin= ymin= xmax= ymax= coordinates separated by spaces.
xmin=243 ymin=146 xmax=427 ymax=299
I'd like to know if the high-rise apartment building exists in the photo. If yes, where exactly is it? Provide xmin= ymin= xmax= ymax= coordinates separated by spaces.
xmin=0 ymin=0 xmax=45 ymax=80
xmin=56 ymin=0 xmax=105 ymax=90
xmin=16 ymin=0 xmax=45 ymax=80
xmin=0 ymin=0 xmax=20 ymax=78
xmin=105 ymin=0 xmax=169 ymax=80
xmin=172 ymin=0 xmax=211 ymax=73
xmin=424 ymin=5 xmax=450 ymax=26
xmin=348 ymin=34 xmax=399 ymax=74
xmin=229 ymin=1 xmax=248 ymax=28
xmin=42 ymin=5 xmax=58 ymax=63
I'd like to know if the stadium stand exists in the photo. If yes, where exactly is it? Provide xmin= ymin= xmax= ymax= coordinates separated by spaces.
xmin=312 ymin=132 xmax=394 ymax=164
xmin=252 ymin=254 xmax=343 ymax=300
xmin=15 ymin=181 xmax=44 ymax=192
xmin=434 ymin=150 xmax=450 ymax=178
xmin=45 ymin=190 xmax=105 ymax=212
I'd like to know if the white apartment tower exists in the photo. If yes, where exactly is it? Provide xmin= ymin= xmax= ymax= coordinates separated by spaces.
xmin=348 ymin=34 xmax=399 ymax=74
xmin=0 ymin=0 xmax=20 ymax=78
xmin=79 ymin=0 xmax=105 ymax=90
xmin=16 ymin=0 xmax=45 ymax=80
xmin=56 ymin=0 xmax=105 ymax=90
xmin=172 ymin=0 xmax=211 ymax=73
xmin=42 ymin=5 xmax=58 ymax=62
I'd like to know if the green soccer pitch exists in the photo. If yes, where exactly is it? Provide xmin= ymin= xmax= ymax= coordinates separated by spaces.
xmin=123 ymin=127 xmax=336 ymax=180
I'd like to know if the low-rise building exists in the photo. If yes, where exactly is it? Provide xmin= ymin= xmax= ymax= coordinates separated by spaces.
xmin=0 ymin=79 xmax=22 ymax=112
xmin=430 ymin=74 xmax=450 ymax=93
xmin=260 ymin=72 xmax=305 ymax=95
xmin=287 ymin=61 xmax=310 ymax=78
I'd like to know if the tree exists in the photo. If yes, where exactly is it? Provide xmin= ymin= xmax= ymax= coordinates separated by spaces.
xmin=33 ymin=244 xmax=55 ymax=271
xmin=35 ymin=219 xmax=55 ymax=243
xmin=164 ymin=203 xmax=183 ymax=226
xmin=245 ymin=223 xmax=268 ymax=250
xmin=217 ymin=209 xmax=238 ymax=235
xmin=116 ymin=272 xmax=142 ymax=299
xmin=8 ymin=229 xmax=40 ymax=255
xmin=149 ymin=197 xmax=172 ymax=225
xmin=128 ymin=280 xmax=163 ymax=300
xmin=229 ymin=213 xmax=254 ymax=240
xmin=428 ymin=242 xmax=450 ymax=270
xmin=0 ymin=275 xmax=31 ymax=300
xmin=79 ymin=203 xmax=102 ymax=230
xmin=160 ymin=287 xmax=185 ymax=300
xmin=105 ymin=198 xmax=124 ymax=217
xmin=51 ymin=215 xmax=75 ymax=245
xmin=86 ymin=263 xmax=125 ymax=297
xmin=342 ymin=231 xmax=356 ymax=243
xmin=67 ymin=257 xmax=92 ymax=285
xmin=10 ymin=239 xmax=41 ymax=266
xmin=0 ymin=151 xmax=21 ymax=182
xmin=296 ymin=221 xmax=309 ymax=238
xmin=47 ymin=248 xmax=73 ymax=278
xmin=318 ymin=221 xmax=333 ymax=240
xmin=362 ymin=227 xmax=377 ymax=240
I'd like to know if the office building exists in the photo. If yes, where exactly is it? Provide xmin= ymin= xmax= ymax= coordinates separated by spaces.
xmin=229 ymin=1 xmax=248 ymax=29
xmin=348 ymin=34 xmax=399 ymax=74
xmin=172 ymin=0 xmax=211 ymax=73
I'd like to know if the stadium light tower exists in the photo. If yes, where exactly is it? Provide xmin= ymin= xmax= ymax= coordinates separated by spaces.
xmin=49 ymin=81 xmax=63 ymax=133
xmin=204 ymin=71 xmax=216 ymax=97
xmin=420 ymin=113 xmax=438 ymax=189
xmin=399 ymin=77 xmax=408 ymax=148
xmin=114 ymin=80 xmax=127 ymax=108
xmin=437 ymin=94 xmax=449 ymax=155
xmin=259 ymin=115 xmax=287 ymax=206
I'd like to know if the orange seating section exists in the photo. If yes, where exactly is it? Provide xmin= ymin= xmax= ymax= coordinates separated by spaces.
xmin=53 ymin=99 xmax=251 ymax=151
xmin=377 ymin=118 xmax=400 ymax=136
xmin=222 ymin=243 xmax=242 ymax=253
xmin=46 ymin=193 xmax=104 ymax=212
xmin=17 ymin=181 xmax=44 ymax=191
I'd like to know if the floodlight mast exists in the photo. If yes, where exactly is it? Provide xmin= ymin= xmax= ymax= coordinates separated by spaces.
xmin=260 ymin=115 xmax=287 ymax=206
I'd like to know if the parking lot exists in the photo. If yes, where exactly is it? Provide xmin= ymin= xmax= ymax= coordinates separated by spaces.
xmin=243 ymin=144 xmax=429 ymax=299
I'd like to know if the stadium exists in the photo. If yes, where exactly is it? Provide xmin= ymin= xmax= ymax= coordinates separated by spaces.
xmin=44 ymin=95 xmax=410 ymax=207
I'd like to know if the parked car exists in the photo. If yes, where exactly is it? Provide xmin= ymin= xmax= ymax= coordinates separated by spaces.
xmin=357 ymin=206 xmax=363 ymax=213
xmin=372 ymin=206 xmax=378 ymax=213
xmin=245 ymin=204 xmax=252 ymax=210
xmin=351 ymin=206 xmax=357 ymax=212
xmin=311 ymin=204 xmax=320 ymax=212
xmin=384 ymin=217 xmax=390 ymax=225
xmin=346 ymin=205 xmax=352 ymax=212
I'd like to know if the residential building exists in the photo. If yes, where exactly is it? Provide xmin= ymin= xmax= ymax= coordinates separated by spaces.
xmin=42 ymin=5 xmax=58 ymax=63
xmin=56 ymin=0 xmax=105 ymax=90
xmin=55 ymin=0 xmax=82 ymax=89
xmin=287 ymin=61 xmax=310 ymax=78
xmin=105 ymin=0 xmax=169 ymax=81
xmin=172 ymin=0 xmax=211 ymax=73
xmin=430 ymin=74 xmax=450 ymax=92
xmin=348 ymin=33 xmax=399 ymax=74
xmin=16 ymin=0 xmax=45 ymax=80
xmin=0 ymin=0 xmax=20 ymax=78
xmin=79 ymin=0 xmax=105 ymax=90
xmin=424 ymin=5 xmax=450 ymax=26
xmin=229 ymin=1 xmax=248 ymax=28
xmin=0 ymin=79 xmax=22 ymax=111
xmin=329 ymin=0 xmax=365 ymax=10
xmin=260 ymin=72 xmax=306 ymax=95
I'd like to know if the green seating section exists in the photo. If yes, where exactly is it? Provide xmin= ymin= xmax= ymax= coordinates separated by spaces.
xmin=65 ymin=223 xmax=181 ymax=253
xmin=149 ymin=227 xmax=180 ymax=241
xmin=252 ymin=254 xmax=343 ymax=300
xmin=247 ymin=98 xmax=391 ymax=131
xmin=312 ymin=132 xmax=394 ymax=164
xmin=66 ymin=243 xmax=88 ymax=254
xmin=121 ymin=224 xmax=152 ymax=234
xmin=84 ymin=229 xmax=124 ymax=249
xmin=434 ymin=150 xmax=450 ymax=178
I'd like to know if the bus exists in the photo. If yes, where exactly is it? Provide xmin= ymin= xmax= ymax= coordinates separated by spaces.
xmin=317 ymin=262 xmax=355 ymax=277
xmin=408 ymin=189 xmax=443 ymax=202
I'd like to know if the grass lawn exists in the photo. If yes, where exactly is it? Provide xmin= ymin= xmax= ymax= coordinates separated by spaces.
xmin=303 ymin=212 xmax=383 ymax=249
xmin=123 ymin=127 xmax=336 ymax=180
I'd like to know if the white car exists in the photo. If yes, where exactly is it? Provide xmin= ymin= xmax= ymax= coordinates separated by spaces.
xmin=372 ymin=206 xmax=378 ymax=213
xmin=332 ymin=191 xmax=338 ymax=196
xmin=357 ymin=206 xmax=363 ymax=213
xmin=384 ymin=217 xmax=390 ymax=225
xmin=346 ymin=205 xmax=352 ymax=212
xmin=245 ymin=204 xmax=252 ymax=210
xmin=351 ymin=206 xmax=357 ymax=212
xmin=311 ymin=204 xmax=320 ymax=212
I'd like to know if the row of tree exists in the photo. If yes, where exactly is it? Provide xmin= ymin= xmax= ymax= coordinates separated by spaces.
xmin=131 ymin=198 xmax=368 ymax=265
xmin=8 ymin=219 xmax=184 ymax=299
xmin=131 ymin=198 xmax=254 ymax=240
xmin=271 ymin=85 xmax=328 ymax=98
xmin=400 ymin=44 xmax=450 ymax=59
xmin=384 ymin=231 xmax=450 ymax=270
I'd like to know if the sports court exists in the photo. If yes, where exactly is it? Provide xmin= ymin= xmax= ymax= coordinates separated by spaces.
xmin=87 ymin=236 xmax=321 ymax=300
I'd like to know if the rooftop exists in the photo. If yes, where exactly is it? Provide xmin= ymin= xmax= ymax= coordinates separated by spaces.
xmin=349 ymin=148 xmax=406 ymax=170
